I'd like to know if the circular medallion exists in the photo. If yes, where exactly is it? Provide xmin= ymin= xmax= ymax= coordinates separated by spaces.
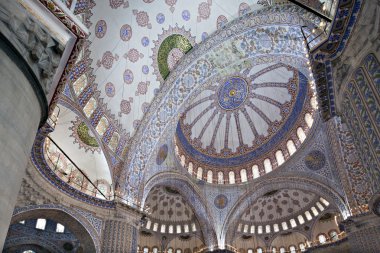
xmin=304 ymin=150 xmax=326 ymax=171
xmin=123 ymin=69 xmax=134 ymax=84
xmin=156 ymin=13 xmax=165 ymax=24
xmin=141 ymin=36 xmax=150 ymax=47
xmin=95 ymin=20 xmax=107 ymax=38
xmin=214 ymin=194 xmax=228 ymax=209
xmin=156 ymin=144 xmax=168 ymax=165
xmin=217 ymin=77 xmax=248 ymax=110
xmin=105 ymin=82 xmax=115 ymax=97
xmin=120 ymin=24 xmax=132 ymax=41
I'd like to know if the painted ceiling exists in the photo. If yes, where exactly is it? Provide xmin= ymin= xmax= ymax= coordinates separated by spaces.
xmin=237 ymin=189 xmax=332 ymax=234
xmin=46 ymin=105 xmax=113 ymax=198
xmin=143 ymin=186 xmax=200 ymax=234
xmin=87 ymin=0 xmax=268 ymax=139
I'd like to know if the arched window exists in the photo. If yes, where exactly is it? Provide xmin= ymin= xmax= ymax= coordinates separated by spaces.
xmin=252 ymin=165 xmax=260 ymax=179
xmin=143 ymin=247 xmax=149 ymax=253
xmin=250 ymin=225 xmax=255 ymax=234
xmin=188 ymin=162 xmax=193 ymax=175
xmin=72 ymin=74 xmax=87 ymax=96
xmin=311 ymin=206 xmax=319 ymax=216
xmin=310 ymin=96 xmax=318 ymax=109
xmin=207 ymin=170 xmax=213 ymax=183
xmin=272 ymin=247 xmax=277 ymax=253
xmin=290 ymin=219 xmax=297 ymax=228
xmin=316 ymin=202 xmax=325 ymax=211
xmin=287 ymin=140 xmax=297 ymax=155
xmin=243 ymin=224 xmax=249 ymax=233
xmin=299 ymin=243 xmax=306 ymax=252
xmin=22 ymin=251 xmax=36 ymax=253
xmin=169 ymin=225 xmax=174 ymax=234
xmin=96 ymin=116 xmax=109 ymax=136
xmin=19 ymin=220 xmax=25 ymax=224
xmin=152 ymin=247 xmax=158 ymax=253
xmin=36 ymin=219 xmax=46 ymax=230
xmin=297 ymin=127 xmax=306 ymax=143
xmin=289 ymin=245 xmax=296 ymax=253
xmin=237 ymin=223 xmax=242 ymax=232
xmin=161 ymin=224 xmax=166 ymax=233
xmin=305 ymin=211 xmax=313 ymax=220
xmin=176 ymin=225 xmax=182 ymax=233
xmin=184 ymin=224 xmax=189 ymax=233
xmin=168 ymin=248 xmax=173 ymax=253
xmin=266 ymin=225 xmax=271 ymax=233
xmin=320 ymin=197 xmax=330 ymax=206
xmin=298 ymin=215 xmax=305 ymax=224
xmin=281 ymin=221 xmax=288 ymax=230
xmin=264 ymin=159 xmax=272 ymax=173
xmin=191 ymin=223 xmax=197 ymax=232
xmin=56 ymin=223 xmax=65 ymax=233
xmin=318 ymin=234 xmax=327 ymax=244
xmin=218 ymin=171 xmax=224 ymax=184
xmin=257 ymin=225 xmax=262 ymax=234
xmin=240 ymin=169 xmax=247 ymax=182
xmin=257 ymin=247 xmax=263 ymax=253
xmin=176 ymin=249 xmax=182 ymax=253
xmin=229 ymin=171 xmax=235 ymax=184
xmin=273 ymin=224 xmax=279 ymax=232
xmin=180 ymin=155 xmax=186 ymax=167
xmin=146 ymin=220 xmax=151 ymax=229
xmin=280 ymin=247 xmax=286 ymax=253
xmin=153 ymin=223 xmax=158 ymax=231
xmin=83 ymin=97 xmax=97 ymax=118
xmin=275 ymin=150 xmax=285 ymax=166
xmin=196 ymin=167 xmax=203 ymax=180
xmin=248 ymin=249 xmax=254 ymax=253
xmin=305 ymin=113 xmax=314 ymax=128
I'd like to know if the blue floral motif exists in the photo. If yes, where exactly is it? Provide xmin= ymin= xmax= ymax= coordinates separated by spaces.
xmin=201 ymin=32 xmax=208 ymax=41
xmin=141 ymin=36 xmax=150 ymax=47
xmin=142 ymin=65 xmax=149 ymax=74
xmin=156 ymin=13 xmax=165 ymax=24
xmin=182 ymin=10 xmax=190 ymax=21
xmin=217 ymin=77 xmax=248 ymax=110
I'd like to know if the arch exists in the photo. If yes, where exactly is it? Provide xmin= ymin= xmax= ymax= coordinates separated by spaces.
xmin=123 ymin=5 xmax=319 ymax=201
xmin=11 ymin=204 xmax=100 ymax=253
xmin=142 ymin=172 xmax=218 ymax=247
xmin=223 ymin=174 xmax=348 ymax=245
xmin=3 ymin=236 xmax=65 ymax=253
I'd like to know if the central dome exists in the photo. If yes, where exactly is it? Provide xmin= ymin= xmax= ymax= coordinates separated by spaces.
xmin=175 ymin=63 xmax=316 ymax=184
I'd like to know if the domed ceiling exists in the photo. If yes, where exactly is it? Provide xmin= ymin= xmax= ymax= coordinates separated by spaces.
xmin=175 ymin=63 xmax=315 ymax=183
xmin=143 ymin=186 xmax=200 ymax=235
xmin=86 ymin=0 xmax=267 ymax=138
xmin=236 ymin=189 xmax=331 ymax=235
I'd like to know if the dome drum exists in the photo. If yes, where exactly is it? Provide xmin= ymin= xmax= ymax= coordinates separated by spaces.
xmin=174 ymin=65 xmax=316 ymax=184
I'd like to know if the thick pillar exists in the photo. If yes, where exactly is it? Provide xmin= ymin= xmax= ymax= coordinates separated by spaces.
xmin=0 ymin=39 xmax=43 ymax=249
xmin=0 ymin=0 xmax=65 ymax=248
xmin=341 ymin=213 xmax=380 ymax=253
xmin=101 ymin=219 xmax=138 ymax=253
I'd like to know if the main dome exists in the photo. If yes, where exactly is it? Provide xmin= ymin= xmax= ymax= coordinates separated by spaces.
xmin=175 ymin=63 xmax=316 ymax=184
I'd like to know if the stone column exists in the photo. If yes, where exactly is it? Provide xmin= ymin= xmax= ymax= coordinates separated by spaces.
xmin=0 ymin=39 xmax=43 ymax=249
xmin=0 ymin=1 xmax=63 ymax=248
